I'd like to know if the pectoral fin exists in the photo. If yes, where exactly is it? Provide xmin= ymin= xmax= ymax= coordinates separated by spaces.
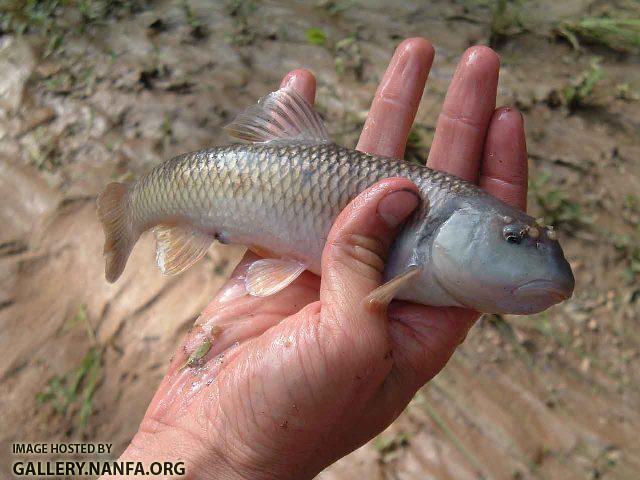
xmin=364 ymin=267 xmax=420 ymax=310
xmin=154 ymin=224 xmax=214 ymax=276
xmin=245 ymin=258 xmax=307 ymax=297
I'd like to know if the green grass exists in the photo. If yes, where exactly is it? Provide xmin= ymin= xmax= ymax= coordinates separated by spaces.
xmin=486 ymin=314 xmax=534 ymax=368
xmin=562 ymin=58 xmax=604 ymax=110
xmin=26 ymin=126 xmax=61 ymax=171
xmin=334 ymin=34 xmax=364 ymax=80
xmin=373 ymin=429 xmax=411 ymax=463
xmin=224 ymin=0 xmax=257 ymax=46
xmin=1 ymin=0 xmax=64 ymax=56
xmin=529 ymin=171 xmax=586 ymax=230
xmin=412 ymin=392 xmax=486 ymax=477
xmin=0 ymin=0 xmax=60 ymax=36
xmin=1 ymin=0 xmax=148 ymax=56
xmin=36 ymin=347 xmax=102 ymax=431
xmin=160 ymin=112 xmax=175 ymax=152
xmin=1 ymin=1 xmax=147 ymax=33
xmin=613 ymin=234 xmax=640 ymax=282
xmin=315 ymin=0 xmax=351 ymax=17
xmin=616 ymin=83 xmax=640 ymax=101
xmin=560 ymin=18 xmax=640 ymax=53
xmin=489 ymin=0 xmax=526 ymax=48
xmin=224 ymin=0 xmax=256 ymax=17
xmin=37 ymin=305 xmax=102 ymax=431
xmin=514 ymin=312 xmax=638 ymax=395
xmin=182 ymin=0 xmax=207 ymax=39
xmin=305 ymin=27 xmax=327 ymax=46
xmin=373 ymin=430 xmax=410 ymax=455
xmin=302 ymin=28 xmax=365 ymax=80
xmin=62 ymin=304 xmax=96 ymax=343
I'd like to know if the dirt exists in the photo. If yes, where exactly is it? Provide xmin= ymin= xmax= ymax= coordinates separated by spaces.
xmin=0 ymin=1 xmax=639 ymax=479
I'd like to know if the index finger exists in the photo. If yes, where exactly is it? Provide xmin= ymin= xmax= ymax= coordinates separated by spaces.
xmin=427 ymin=46 xmax=499 ymax=182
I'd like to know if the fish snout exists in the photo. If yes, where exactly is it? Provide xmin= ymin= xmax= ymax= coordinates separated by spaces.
xmin=514 ymin=279 xmax=572 ymax=302
xmin=514 ymin=259 xmax=575 ymax=303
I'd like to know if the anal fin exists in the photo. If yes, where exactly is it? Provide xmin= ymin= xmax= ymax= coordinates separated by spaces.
xmin=154 ymin=224 xmax=214 ymax=276
xmin=245 ymin=258 xmax=307 ymax=297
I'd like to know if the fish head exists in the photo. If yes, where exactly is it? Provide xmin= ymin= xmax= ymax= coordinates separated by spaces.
xmin=430 ymin=201 xmax=574 ymax=314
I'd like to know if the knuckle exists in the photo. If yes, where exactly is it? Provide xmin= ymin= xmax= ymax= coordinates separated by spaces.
xmin=378 ymin=89 xmax=415 ymax=112
xmin=327 ymin=254 xmax=380 ymax=285
xmin=328 ymin=233 xmax=387 ymax=278
xmin=440 ymin=108 xmax=484 ymax=132
xmin=349 ymin=234 xmax=386 ymax=258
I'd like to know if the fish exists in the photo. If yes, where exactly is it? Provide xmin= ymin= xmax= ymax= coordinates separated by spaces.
xmin=97 ymin=87 xmax=574 ymax=315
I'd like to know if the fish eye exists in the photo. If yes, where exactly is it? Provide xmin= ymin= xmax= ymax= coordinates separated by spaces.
xmin=503 ymin=225 xmax=522 ymax=244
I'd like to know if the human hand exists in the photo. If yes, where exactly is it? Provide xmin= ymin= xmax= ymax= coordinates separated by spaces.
xmin=118 ymin=38 xmax=528 ymax=479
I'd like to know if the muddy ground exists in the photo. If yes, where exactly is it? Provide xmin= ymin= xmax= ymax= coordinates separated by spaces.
xmin=0 ymin=0 xmax=639 ymax=478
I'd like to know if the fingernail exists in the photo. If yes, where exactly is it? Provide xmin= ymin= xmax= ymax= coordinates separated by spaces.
xmin=465 ymin=48 xmax=480 ymax=66
xmin=377 ymin=190 xmax=419 ymax=228
xmin=496 ymin=106 xmax=513 ymax=121
xmin=282 ymin=72 xmax=297 ymax=88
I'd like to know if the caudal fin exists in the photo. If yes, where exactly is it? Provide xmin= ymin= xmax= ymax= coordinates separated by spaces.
xmin=97 ymin=182 xmax=135 ymax=283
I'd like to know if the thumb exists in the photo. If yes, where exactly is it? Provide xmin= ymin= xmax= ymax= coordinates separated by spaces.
xmin=320 ymin=178 xmax=420 ymax=344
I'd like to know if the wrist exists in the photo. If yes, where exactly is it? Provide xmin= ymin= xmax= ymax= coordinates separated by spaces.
xmin=117 ymin=423 xmax=234 ymax=480
xmin=117 ymin=421 xmax=290 ymax=480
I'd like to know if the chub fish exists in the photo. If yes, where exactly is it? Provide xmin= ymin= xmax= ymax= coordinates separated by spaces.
xmin=97 ymin=87 xmax=574 ymax=314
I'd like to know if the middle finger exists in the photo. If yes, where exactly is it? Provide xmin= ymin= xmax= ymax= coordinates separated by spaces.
xmin=357 ymin=38 xmax=434 ymax=159
xmin=427 ymin=46 xmax=500 ymax=182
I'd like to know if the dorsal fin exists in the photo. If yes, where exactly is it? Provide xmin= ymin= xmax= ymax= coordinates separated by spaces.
xmin=224 ymin=87 xmax=331 ymax=145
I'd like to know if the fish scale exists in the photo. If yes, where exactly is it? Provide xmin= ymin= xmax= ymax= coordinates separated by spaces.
xmin=128 ymin=142 xmax=469 ymax=271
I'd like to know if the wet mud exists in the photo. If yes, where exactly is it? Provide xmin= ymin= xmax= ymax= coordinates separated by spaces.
xmin=1 ymin=1 xmax=639 ymax=478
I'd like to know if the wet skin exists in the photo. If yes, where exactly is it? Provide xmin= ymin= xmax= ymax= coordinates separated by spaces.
xmin=113 ymin=38 xmax=535 ymax=480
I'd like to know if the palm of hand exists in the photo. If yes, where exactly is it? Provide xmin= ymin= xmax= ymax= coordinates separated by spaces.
xmin=121 ymin=39 xmax=528 ymax=480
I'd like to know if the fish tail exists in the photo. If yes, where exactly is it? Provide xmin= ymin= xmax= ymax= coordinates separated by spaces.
xmin=97 ymin=182 xmax=136 ymax=283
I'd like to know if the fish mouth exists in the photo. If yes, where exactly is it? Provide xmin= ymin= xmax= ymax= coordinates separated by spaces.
xmin=514 ymin=279 xmax=573 ymax=302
